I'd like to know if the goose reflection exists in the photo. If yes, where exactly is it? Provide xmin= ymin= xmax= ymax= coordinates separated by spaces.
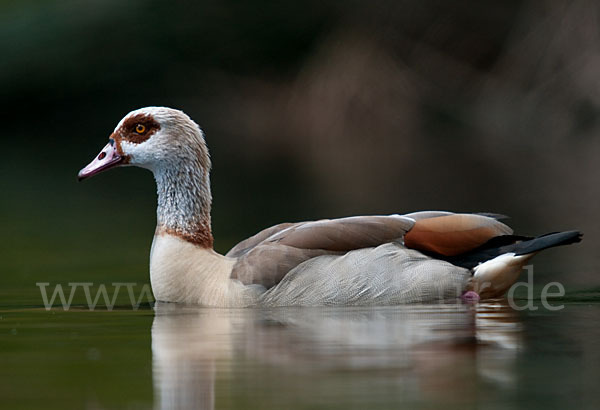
xmin=152 ymin=301 xmax=522 ymax=409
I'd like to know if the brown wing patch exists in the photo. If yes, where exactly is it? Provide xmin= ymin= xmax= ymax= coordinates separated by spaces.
xmin=404 ymin=214 xmax=513 ymax=256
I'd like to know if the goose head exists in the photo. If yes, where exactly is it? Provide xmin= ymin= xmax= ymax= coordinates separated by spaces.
xmin=78 ymin=106 xmax=210 ymax=180
xmin=78 ymin=107 xmax=214 ymax=248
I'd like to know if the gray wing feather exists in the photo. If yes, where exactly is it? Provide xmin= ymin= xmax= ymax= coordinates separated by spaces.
xmin=259 ymin=243 xmax=471 ymax=306
xmin=226 ymin=222 xmax=296 ymax=258
xmin=403 ymin=211 xmax=455 ymax=220
xmin=269 ymin=215 xmax=415 ymax=251
xmin=405 ymin=210 xmax=509 ymax=221
xmin=230 ymin=243 xmax=336 ymax=288
xmin=230 ymin=215 xmax=415 ymax=288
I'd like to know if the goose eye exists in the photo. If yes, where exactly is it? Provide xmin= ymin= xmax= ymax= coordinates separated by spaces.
xmin=135 ymin=124 xmax=146 ymax=134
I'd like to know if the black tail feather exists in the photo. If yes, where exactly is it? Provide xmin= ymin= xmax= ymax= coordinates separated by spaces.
xmin=513 ymin=230 xmax=582 ymax=256
xmin=441 ymin=230 xmax=583 ymax=269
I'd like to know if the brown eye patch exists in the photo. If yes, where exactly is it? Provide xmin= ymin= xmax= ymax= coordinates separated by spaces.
xmin=120 ymin=114 xmax=160 ymax=144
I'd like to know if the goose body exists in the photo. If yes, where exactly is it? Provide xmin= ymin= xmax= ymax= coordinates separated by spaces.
xmin=78 ymin=107 xmax=582 ymax=307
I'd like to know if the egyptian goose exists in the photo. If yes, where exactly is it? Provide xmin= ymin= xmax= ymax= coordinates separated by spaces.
xmin=78 ymin=107 xmax=582 ymax=307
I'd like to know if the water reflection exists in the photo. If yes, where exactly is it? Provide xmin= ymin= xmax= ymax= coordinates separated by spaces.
xmin=152 ymin=301 xmax=522 ymax=409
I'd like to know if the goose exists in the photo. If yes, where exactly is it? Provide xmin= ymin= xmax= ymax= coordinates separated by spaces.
xmin=78 ymin=107 xmax=582 ymax=307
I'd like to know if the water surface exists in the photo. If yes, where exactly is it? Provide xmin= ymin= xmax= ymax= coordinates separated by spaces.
xmin=2 ymin=296 xmax=600 ymax=409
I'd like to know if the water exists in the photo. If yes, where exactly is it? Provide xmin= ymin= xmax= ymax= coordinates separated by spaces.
xmin=2 ymin=297 xmax=600 ymax=409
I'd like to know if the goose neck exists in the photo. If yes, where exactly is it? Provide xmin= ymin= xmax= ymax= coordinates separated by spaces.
xmin=154 ymin=162 xmax=213 ymax=248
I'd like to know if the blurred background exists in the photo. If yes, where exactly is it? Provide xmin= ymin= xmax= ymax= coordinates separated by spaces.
xmin=1 ymin=0 xmax=598 ymax=304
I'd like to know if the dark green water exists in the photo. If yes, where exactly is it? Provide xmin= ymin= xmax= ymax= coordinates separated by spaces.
xmin=2 ymin=297 xmax=600 ymax=410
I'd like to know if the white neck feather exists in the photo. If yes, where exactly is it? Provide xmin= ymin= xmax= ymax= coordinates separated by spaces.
xmin=149 ymin=234 xmax=259 ymax=306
